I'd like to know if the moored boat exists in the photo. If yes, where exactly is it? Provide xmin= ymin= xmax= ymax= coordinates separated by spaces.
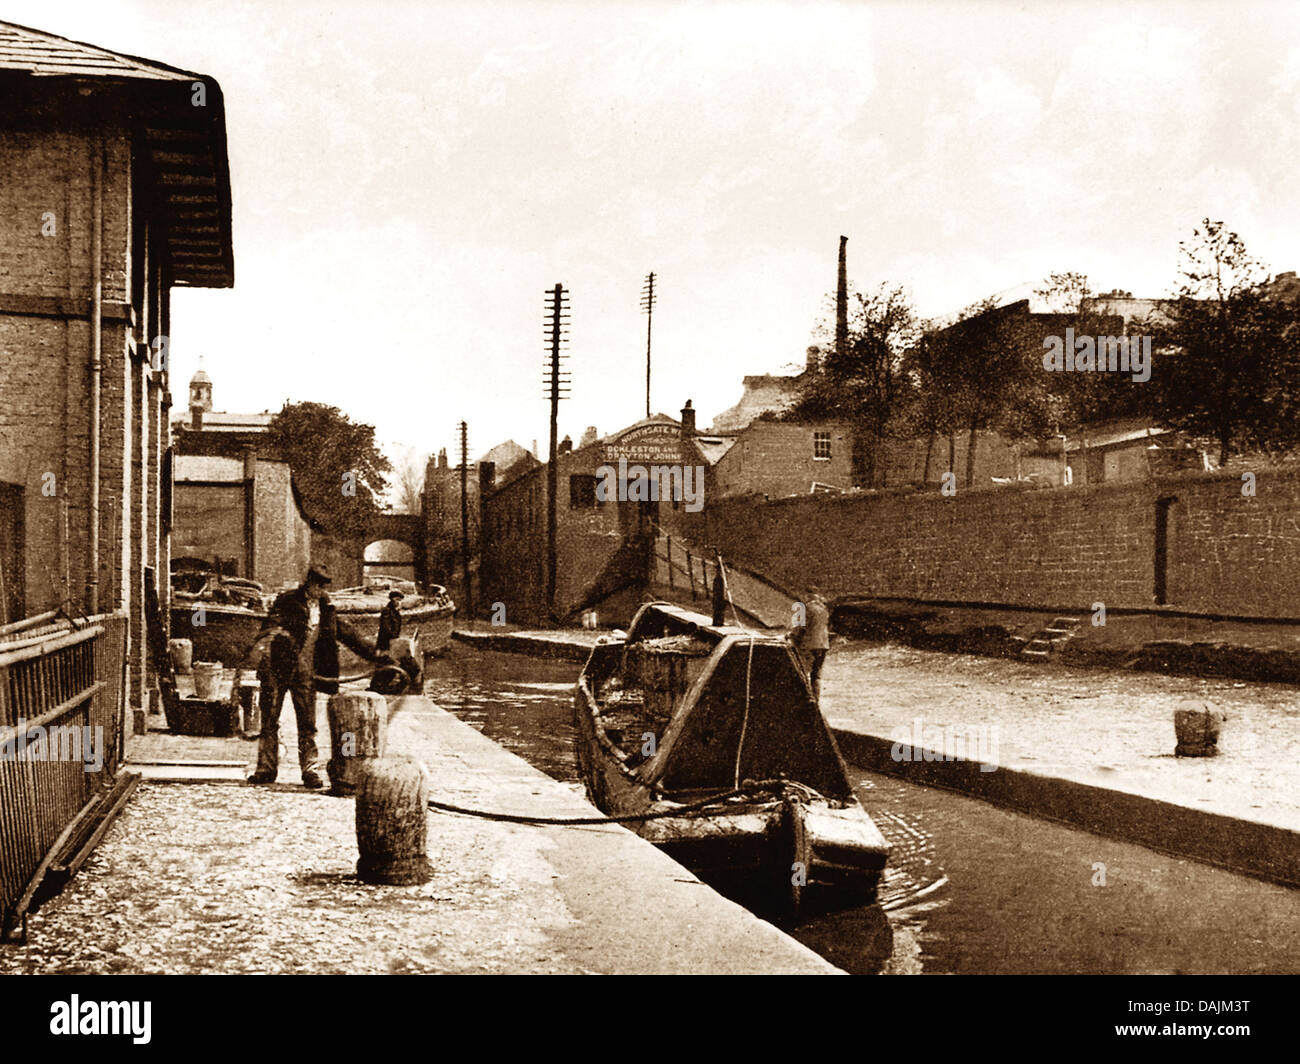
xmin=170 ymin=568 xmax=268 ymax=666
xmin=330 ymin=581 xmax=455 ymax=672
xmin=574 ymin=602 xmax=889 ymax=917
xmin=170 ymin=570 xmax=455 ymax=669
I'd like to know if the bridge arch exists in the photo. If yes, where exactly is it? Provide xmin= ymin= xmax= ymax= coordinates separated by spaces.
xmin=356 ymin=513 xmax=427 ymax=587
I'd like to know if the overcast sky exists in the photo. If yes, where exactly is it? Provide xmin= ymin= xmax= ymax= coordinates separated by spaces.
xmin=12 ymin=0 xmax=1300 ymax=477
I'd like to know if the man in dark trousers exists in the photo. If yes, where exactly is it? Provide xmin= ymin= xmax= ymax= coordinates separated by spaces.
xmin=791 ymin=591 xmax=831 ymax=702
xmin=246 ymin=563 xmax=387 ymax=787
xmin=376 ymin=590 xmax=403 ymax=652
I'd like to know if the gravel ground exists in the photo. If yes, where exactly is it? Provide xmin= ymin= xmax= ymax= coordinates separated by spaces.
xmin=1 ymin=694 xmax=833 ymax=975
xmin=821 ymin=641 xmax=1300 ymax=831
xmin=0 ymin=781 xmax=585 ymax=975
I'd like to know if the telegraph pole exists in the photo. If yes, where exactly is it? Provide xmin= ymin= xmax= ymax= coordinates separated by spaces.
xmin=543 ymin=284 xmax=570 ymax=614
xmin=640 ymin=272 xmax=656 ymax=418
xmin=459 ymin=420 xmax=471 ymax=625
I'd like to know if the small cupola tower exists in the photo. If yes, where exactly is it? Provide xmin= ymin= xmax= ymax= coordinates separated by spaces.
xmin=188 ymin=362 xmax=213 ymax=429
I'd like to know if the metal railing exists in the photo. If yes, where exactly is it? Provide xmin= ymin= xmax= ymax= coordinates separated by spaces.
xmin=0 ymin=611 xmax=127 ymax=931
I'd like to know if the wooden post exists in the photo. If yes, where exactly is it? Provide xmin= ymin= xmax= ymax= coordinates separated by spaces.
xmin=327 ymin=690 xmax=387 ymax=795
xmin=355 ymin=756 xmax=434 ymax=885
xmin=685 ymin=549 xmax=695 ymax=599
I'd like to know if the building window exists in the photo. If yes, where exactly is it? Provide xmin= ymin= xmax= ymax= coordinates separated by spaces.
xmin=813 ymin=431 xmax=832 ymax=460
xmin=569 ymin=474 xmax=597 ymax=509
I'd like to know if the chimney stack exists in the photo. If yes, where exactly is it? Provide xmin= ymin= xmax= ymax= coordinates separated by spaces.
xmin=680 ymin=400 xmax=696 ymax=438
xmin=806 ymin=345 xmax=821 ymax=374
xmin=836 ymin=235 xmax=848 ymax=361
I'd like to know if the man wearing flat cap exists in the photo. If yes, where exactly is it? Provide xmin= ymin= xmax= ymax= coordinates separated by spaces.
xmin=376 ymin=590 xmax=403 ymax=653
xmin=246 ymin=562 xmax=386 ymax=787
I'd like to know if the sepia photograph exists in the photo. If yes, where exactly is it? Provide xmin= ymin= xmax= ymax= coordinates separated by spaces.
xmin=0 ymin=0 xmax=1294 ymax=1044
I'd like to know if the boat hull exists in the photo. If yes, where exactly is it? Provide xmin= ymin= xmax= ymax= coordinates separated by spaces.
xmin=573 ymin=666 xmax=886 ymax=917
xmin=169 ymin=603 xmax=266 ymax=668
xmin=333 ymin=604 xmax=455 ymax=672
xmin=169 ymin=602 xmax=455 ymax=670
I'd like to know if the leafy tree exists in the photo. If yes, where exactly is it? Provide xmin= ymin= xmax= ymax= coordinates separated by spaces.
xmin=925 ymin=298 xmax=1056 ymax=488
xmin=266 ymin=402 xmax=392 ymax=540
xmin=787 ymin=283 xmax=920 ymax=487
xmin=1149 ymin=220 xmax=1300 ymax=463
xmin=1034 ymin=272 xmax=1151 ymax=428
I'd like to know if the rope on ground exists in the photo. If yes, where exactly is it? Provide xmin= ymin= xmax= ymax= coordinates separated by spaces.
xmin=426 ymin=778 xmax=808 ymax=826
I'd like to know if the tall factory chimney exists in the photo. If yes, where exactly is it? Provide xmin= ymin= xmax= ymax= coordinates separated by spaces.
xmin=835 ymin=235 xmax=849 ymax=361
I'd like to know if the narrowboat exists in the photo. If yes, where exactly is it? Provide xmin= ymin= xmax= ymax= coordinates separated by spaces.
xmin=330 ymin=581 xmax=455 ymax=672
xmin=574 ymin=602 xmax=888 ymax=916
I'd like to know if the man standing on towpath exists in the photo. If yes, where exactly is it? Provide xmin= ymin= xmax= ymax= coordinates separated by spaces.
xmin=791 ymin=591 xmax=831 ymax=702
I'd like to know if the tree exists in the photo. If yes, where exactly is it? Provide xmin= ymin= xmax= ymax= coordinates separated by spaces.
xmin=787 ymin=283 xmax=920 ymax=487
xmin=1149 ymin=220 xmax=1300 ymax=464
xmin=924 ymin=298 xmax=1056 ymax=488
xmin=266 ymin=402 xmax=392 ymax=539
xmin=1034 ymin=271 xmax=1151 ymax=429
xmin=390 ymin=449 xmax=430 ymax=515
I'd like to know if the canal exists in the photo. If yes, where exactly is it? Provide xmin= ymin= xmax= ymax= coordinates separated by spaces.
xmin=418 ymin=642 xmax=1300 ymax=975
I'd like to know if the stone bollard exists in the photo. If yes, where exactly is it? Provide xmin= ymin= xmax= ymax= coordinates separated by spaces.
xmin=1174 ymin=703 xmax=1223 ymax=757
xmin=327 ymin=690 xmax=388 ymax=795
xmin=355 ymin=755 xmax=433 ymax=885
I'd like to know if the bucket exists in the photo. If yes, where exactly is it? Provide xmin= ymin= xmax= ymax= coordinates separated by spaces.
xmin=168 ymin=638 xmax=193 ymax=674
xmin=192 ymin=661 xmax=223 ymax=700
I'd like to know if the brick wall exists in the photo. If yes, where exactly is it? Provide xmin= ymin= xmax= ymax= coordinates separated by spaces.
xmin=252 ymin=460 xmax=312 ymax=590
xmin=0 ymin=118 xmax=169 ymax=704
xmin=701 ymin=467 xmax=1300 ymax=620
xmin=480 ymin=448 xmax=647 ymax=625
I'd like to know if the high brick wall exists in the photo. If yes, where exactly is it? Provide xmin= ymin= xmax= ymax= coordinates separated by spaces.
xmin=702 ymin=467 xmax=1300 ymax=620
xmin=0 ymin=118 xmax=169 ymax=704
xmin=252 ymin=460 xmax=312 ymax=590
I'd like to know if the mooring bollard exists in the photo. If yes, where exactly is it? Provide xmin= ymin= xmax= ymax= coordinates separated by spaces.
xmin=1174 ymin=703 xmax=1223 ymax=757
xmin=355 ymin=755 xmax=433 ymax=885
xmin=327 ymin=690 xmax=388 ymax=795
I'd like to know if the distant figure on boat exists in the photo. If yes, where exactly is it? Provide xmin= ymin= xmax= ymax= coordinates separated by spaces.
xmin=376 ymin=590 xmax=403 ymax=652
xmin=792 ymin=591 xmax=830 ymax=701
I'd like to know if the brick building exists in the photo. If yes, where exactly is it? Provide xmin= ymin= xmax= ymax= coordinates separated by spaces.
xmin=0 ymin=21 xmax=234 ymax=704
xmin=172 ymin=454 xmax=314 ymax=591
xmin=423 ymin=439 xmax=539 ymax=585
xmin=701 ymin=418 xmax=856 ymax=499
xmin=479 ymin=415 xmax=689 ymax=625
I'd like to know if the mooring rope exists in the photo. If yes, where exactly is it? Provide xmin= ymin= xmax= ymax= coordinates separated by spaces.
xmin=426 ymin=777 xmax=806 ymax=826
xmin=312 ymin=663 xmax=412 ymax=688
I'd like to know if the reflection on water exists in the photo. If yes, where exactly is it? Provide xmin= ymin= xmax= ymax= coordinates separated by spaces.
xmin=421 ymin=646 xmax=581 ymax=785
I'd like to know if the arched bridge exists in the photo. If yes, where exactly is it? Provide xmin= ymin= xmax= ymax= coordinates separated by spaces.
xmin=360 ymin=512 xmax=427 ymax=586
